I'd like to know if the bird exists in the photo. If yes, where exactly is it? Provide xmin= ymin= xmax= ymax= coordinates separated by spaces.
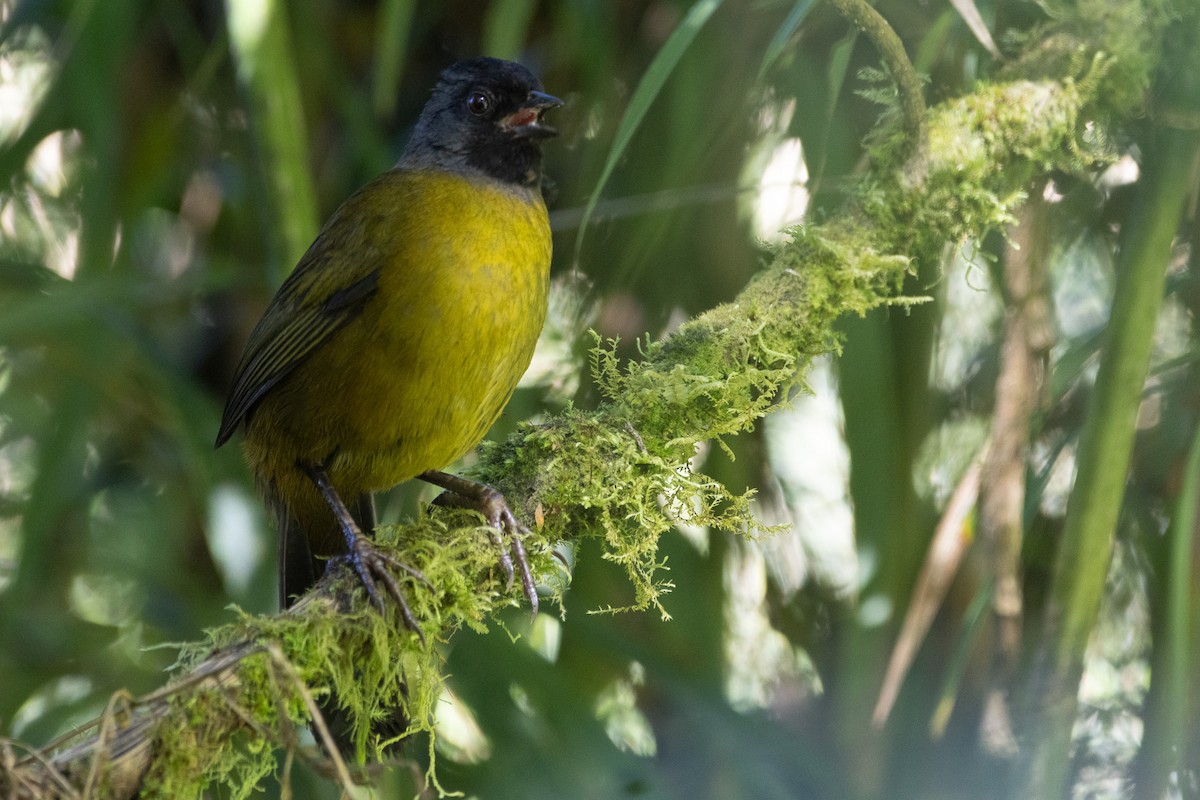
xmin=215 ymin=57 xmax=561 ymax=632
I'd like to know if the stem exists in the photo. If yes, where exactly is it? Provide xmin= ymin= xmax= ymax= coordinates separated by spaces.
xmin=225 ymin=0 xmax=320 ymax=275
xmin=1133 ymin=426 xmax=1200 ymax=799
xmin=1021 ymin=116 xmax=1200 ymax=800
xmin=825 ymin=0 xmax=926 ymax=155
xmin=977 ymin=189 xmax=1053 ymax=756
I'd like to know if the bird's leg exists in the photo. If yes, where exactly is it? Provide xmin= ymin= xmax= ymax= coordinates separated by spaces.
xmin=418 ymin=470 xmax=538 ymax=617
xmin=299 ymin=461 xmax=426 ymax=638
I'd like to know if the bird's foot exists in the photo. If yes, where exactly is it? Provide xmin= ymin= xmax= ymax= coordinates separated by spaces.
xmin=420 ymin=471 xmax=538 ymax=617
xmin=476 ymin=484 xmax=538 ymax=614
xmin=300 ymin=461 xmax=430 ymax=641
xmin=330 ymin=537 xmax=428 ymax=641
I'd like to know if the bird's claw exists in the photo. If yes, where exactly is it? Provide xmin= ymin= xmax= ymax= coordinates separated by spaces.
xmin=334 ymin=539 xmax=428 ymax=643
xmin=301 ymin=461 xmax=430 ymax=640
xmin=476 ymin=486 xmax=538 ymax=618
xmin=419 ymin=471 xmax=539 ymax=618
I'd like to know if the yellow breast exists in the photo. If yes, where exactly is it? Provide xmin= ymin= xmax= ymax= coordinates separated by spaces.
xmin=244 ymin=168 xmax=551 ymax=514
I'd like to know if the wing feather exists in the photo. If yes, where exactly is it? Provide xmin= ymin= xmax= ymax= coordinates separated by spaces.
xmin=215 ymin=257 xmax=380 ymax=447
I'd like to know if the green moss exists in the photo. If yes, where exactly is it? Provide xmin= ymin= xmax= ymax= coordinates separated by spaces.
xmin=1003 ymin=0 xmax=1166 ymax=118
xmin=860 ymin=78 xmax=1105 ymax=267
xmin=137 ymin=514 xmax=510 ymax=797
xmin=473 ymin=226 xmax=913 ymax=619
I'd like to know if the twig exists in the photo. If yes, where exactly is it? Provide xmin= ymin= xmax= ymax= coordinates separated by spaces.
xmin=825 ymin=0 xmax=926 ymax=156
xmin=2 ymin=738 xmax=80 ymax=800
xmin=82 ymin=690 xmax=136 ymax=799
xmin=264 ymin=643 xmax=358 ymax=794
xmin=978 ymin=188 xmax=1053 ymax=756
xmin=873 ymin=454 xmax=984 ymax=727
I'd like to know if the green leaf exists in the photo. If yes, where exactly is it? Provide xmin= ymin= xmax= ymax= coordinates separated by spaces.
xmin=483 ymin=0 xmax=539 ymax=61
xmin=573 ymin=0 xmax=724 ymax=261
xmin=225 ymin=0 xmax=319 ymax=275
xmin=757 ymin=0 xmax=816 ymax=81
xmin=371 ymin=0 xmax=417 ymax=118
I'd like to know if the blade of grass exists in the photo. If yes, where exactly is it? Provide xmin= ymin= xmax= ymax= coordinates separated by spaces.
xmin=913 ymin=10 xmax=957 ymax=75
xmin=930 ymin=578 xmax=993 ymax=738
xmin=757 ymin=0 xmax=816 ymax=81
xmin=947 ymin=0 xmax=1000 ymax=58
xmin=805 ymin=28 xmax=857 ymax=196
xmin=225 ymin=0 xmax=319 ymax=276
xmin=572 ymin=0 xmax=723 ymax=262
xmin=1133 ymin=423 xmax=1200 ymax=798
xmin=483 ymin=0 xmax=539 ymax=61
xmin=1022 ymin=68 xmax=1200 ymax=800
xmin=872 ymin=457 xmax=981 ymax=727
xmin=371 ymin=0 xmax=417 ymax=118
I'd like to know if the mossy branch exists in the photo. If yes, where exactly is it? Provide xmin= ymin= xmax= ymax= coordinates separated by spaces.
xmin=0 ymin=3 xmax=1163 ymax=795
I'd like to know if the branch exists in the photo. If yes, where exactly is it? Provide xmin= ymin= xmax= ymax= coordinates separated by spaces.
xmin=977 ymin=187 xmax=1054 ymax=756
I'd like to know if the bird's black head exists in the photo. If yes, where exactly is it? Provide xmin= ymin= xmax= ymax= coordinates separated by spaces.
xmin=403 ymin=57 xmax=561 ymax=188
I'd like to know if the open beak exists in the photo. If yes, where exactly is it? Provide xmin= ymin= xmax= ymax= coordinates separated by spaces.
xmin=500 ymin=90 xmax=564 ymax=138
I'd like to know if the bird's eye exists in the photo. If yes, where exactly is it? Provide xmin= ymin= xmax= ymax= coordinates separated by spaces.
xmin=466 ymin=91 xmax=492 ymax=116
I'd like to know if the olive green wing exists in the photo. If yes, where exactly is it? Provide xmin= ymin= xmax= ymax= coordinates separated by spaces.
xmin=214 ymin=249 xmax=381 ymax=448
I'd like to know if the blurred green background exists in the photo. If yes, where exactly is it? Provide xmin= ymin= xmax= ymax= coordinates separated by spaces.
xmin=0 ymin=0 xmax=1197 ymax=798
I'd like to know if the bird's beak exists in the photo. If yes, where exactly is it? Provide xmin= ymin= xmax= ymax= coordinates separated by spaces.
xmin=501 ymin=90 xmax=564 ymax=138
